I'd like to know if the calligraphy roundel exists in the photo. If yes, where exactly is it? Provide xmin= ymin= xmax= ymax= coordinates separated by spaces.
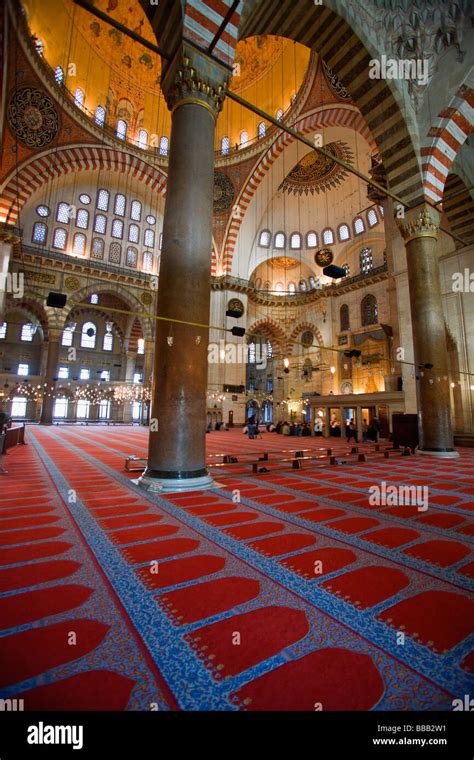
xmin=213 ymin=171 xmax=235 ymax=213
xmin=8 ymin=88 xmax=59 ymax=149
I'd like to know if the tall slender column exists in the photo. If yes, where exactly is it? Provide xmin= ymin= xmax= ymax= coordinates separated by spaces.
xmin=138 ymin=48 xmax=229 ymax=493
xmin=40 ymin=328 xmax=61 ymax=425
xmin=398 ymin=204 xmax=458 ymax=457
xmin=125 ymin=350 xmax=136 ymax=382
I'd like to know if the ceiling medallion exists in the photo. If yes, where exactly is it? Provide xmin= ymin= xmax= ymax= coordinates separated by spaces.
xmin=278 ymin=140 xmax=353 ymax=196
xmin=213 ymin=171 xmax=235 ymax=214
xmin=8 ymin=87 xmax=59 ymax=149
xmin=227 ymin=297 xmax=245 ymax=316
xmin=315 ymin=248 xmax=334 ymax=267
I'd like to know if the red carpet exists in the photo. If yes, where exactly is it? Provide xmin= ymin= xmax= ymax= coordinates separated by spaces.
xmin=1 ymin=425 xmax=472 ymax=711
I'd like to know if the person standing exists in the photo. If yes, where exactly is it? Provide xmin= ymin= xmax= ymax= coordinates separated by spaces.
xmin=0 ymin=409 xmax=10 ymax=475
xmin=247 ymin=416 xmax=256 ymax=440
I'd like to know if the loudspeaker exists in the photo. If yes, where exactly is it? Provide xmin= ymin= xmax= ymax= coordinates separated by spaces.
xmin=231 ymin=326 xmax=245 ymax=337
xmin=226 ymin=309 xmax=242 ymax=318
xmin=46 ymin=292 xmax=67 ymax=308
xmin=322 ymin=264 xmax=347 ymax=279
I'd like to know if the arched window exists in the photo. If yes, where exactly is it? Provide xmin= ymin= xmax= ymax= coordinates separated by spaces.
xmin=322 ymin=228 xmax=334 ymax=245
xmin=81 ymin=321 xmax=97 ymax=349
xmin=74 ymin=88 xmax=84 ymax=108
xmin=90 ymin=294 xmax=99 ymax=304
xmin=309 ymin=275 xmax=317 ymax=289
xmin=95 ymin=105 xmax=106 ymax=126
xmin=276 ymin=108 xmax=283 ymax=121
xmin=290 ymin=232 xmax=302 ymax=249
xmin=91 ymin=237 xmax=104 ymax=260
xmin=0 ymin=322 xmax=6 ymax=340
xmin=20 ymin=324 xmax=34 ymax=342
xmin=306 ymin=231 xmax=318 ymax=249
xmin=353 ymin=216 xmax=365 ymax=235
xmin=126 ymin=247 xmax=138 ymax=267
xmin=103 ymin=332 xmax=113 ymax=351
xmin=34 ymin=37 xmax=44 ymax=56
xmin=274 ymin=232 xmax=286 ymax=249
xmin=128 ymin=223 xmax=139 ymax=243
xmin=79 ymin=194 xmax=91 ymax=205
xmin=54 ymin=65 xmax=64 ymax=85
xmin=56 ymin=202 xmax=70 ymax=223
xmin=248 ymin=342 xmax=256 ymax=363
xmin=367 ymin=208 xmax=378 ymax=227
xmin=138 ymin=129 xmax=148 ymax=149
xmin=159 ymin=232 xmax=163 ymax=250
xmin=343 ymin=263 xmax=350 ymax=277
xmin=258 ymin=121 xmax=266 ymax=139
xmin=338 ymin=223 xmax=350 ymax=242
xmin=32 ymin=222 xmax=47 ymax=244
xmin=96 ymin=190 xmax=109 ymax=211
xmin=340 ymin=304 xmax=350 ymax=332
xmin=258 ymin=229 xmax=271 ymax=247
xmin=75 ymin=209 xmax=89 ymax=229
xmin=143 ymin=251 xmax=153 ymax=271
xmin=288 ymin=282 xmax=296 ymax=293
xmin=378 ymin=205 xmax=384 ymax=217
xmin=159 ymin=136 xmax=168 ymax=156
xmin=130 ymin=200 xmax=142 ymax=221
xmin=108 ymin=242 xmax=122 ymax=264
xmin=299 ymin=279 xmax=307 ymax=292
xmin=361 ymin=294 xmax=378 ymax=326
xmin=94 ymin=214 xmax=107 ymax=234
xmin=112 ymin=219 xmax=124 ymax=239
xmin=144 ymin=229 xmax=154 ymax=247
xmin=116 ymin=119 xmax=127 ymax=140
xmin=36 ymin=205 xmax=50 ymax=217
xmin=360 ymin=247 xmax=373 ymax=274
xmin=221 ymin=136 xmax=229 ymax=155
xmin=72 ymin=233 xmax=86 ymax=255
xmin=240 ymin=130 xmax=248 ymax=147
xmin=62 ymin=326 xmax=74 ymax=346
xmin=266 ymin=340 xmax=273 ymax=359
xmin=114 ymin=194 xmax=126 ymax=216
xmin=52 ymin=228 xmax=67 ymax=250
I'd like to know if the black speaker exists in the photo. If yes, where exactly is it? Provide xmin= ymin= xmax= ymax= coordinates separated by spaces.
xmin=230 ymin=326 xmax=245 ymax=337
xmin=323 ymin=264 xmax=347 ymax=279
xmin=226 ymin=309 xmax=242 ymax=318
xmin=46 ymin=292 xmax=67 ymax=308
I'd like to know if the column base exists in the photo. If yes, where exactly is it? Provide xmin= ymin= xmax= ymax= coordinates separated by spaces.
xmin=416 ymin=448 xmax=460 ymax=459
xmin=134 ymin=472 xmax=215 ymax=494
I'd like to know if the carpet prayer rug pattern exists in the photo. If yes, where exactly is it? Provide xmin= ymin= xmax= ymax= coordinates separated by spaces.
xmin=0 ymin=426 xmax=472 ymax=711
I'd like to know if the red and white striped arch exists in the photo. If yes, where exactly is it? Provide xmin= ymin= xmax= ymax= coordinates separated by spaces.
xmin=246 ymin=318 xmax=288 ymax=346
xmin=184 ymin=0 xmax=241 ymax=66
xmin=220 ymin=106 xmax=376 ymax=275
xmin=288 ymin=321 xmax=324 ymax=354
xmin=421 ymin=84 xmax=474 ymax=204
xmin=0 ymin=145 xmax=168 ymax=225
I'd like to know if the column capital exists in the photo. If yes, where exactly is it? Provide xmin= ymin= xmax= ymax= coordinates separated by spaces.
xmin=397 ymin=203 xmax=440 ymax=244
xmin=161 ymin=43 xmax=230 ymax=119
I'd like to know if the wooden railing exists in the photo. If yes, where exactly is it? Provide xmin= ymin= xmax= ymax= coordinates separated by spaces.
xmin=1 ymin=424 xmax=26 ymax=454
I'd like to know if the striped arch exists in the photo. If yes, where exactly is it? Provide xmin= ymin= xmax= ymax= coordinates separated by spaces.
xmin=67 ymin=282 xmax=154 ymax=342
xmin=3 ymin=295 xmax=51 ymax=340
xmin=240 ymin=0 xmax=421 ymax=204
xmin=145 ymin=0 xmax=240 ymax=67
xmin=0 ymin=145 xmax=167 ymax=226
xmin=421 ymin=84 xmax=474 ymax=204
xmin=222 ymin=106 xmax=375 ymax=274
xmin=247 ymin=318 xmax=287 ymax=346
xmin=288 ymin=322 xmax=324 ymax=355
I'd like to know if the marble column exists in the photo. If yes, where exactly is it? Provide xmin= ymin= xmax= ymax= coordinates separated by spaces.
xmin=138 ymin=47 xmax=229 ymax=493
xmin=40 ymin=328 xmax=61 ymax=425
xmin=0 ymin=241 xmax=12 ymax=320
xmin=125 ymin=350 xmax=136 ymax=382
xmin=398 ymin=204 xmax=458 ymax=457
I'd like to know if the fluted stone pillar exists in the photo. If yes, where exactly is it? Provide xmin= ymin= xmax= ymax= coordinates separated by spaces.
xmin=40 ymin=328 xmax=61 ymax=425
xmin=138 ymin=47 xmax=229 ymax=493
xmin=398 ymin=204 xmax=458 ymax=457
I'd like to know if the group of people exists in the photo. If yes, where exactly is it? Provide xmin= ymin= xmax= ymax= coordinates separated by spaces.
xmin=0 ymin=409 xmax=11 ymax=475
xmin=239 ymin=413 xmax=383 ymax=443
